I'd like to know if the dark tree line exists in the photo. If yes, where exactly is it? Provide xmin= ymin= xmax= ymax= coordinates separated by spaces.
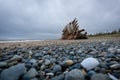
xmin=88 ymin=28 xmax=120 ymax=36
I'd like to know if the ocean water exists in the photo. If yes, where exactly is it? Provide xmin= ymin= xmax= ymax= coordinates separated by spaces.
xmin=0 ymin=40 xmax=43 ymax=43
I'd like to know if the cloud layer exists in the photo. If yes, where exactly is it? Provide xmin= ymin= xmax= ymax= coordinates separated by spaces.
xmin=0 ymin=0 xmax=120 ymax=39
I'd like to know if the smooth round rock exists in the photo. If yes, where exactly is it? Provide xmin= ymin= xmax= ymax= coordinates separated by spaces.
xmin=7 ymin=61 xmax=18 ymax=66
xmin=53 ymin=65 xmax=62 ymax=73
xmin=44 ymin=59 xmax=50 ymax=66
xmin=40 ymin=65 xmax=45 ymax=70
xmin=51 ymin=73 xmax=65 ymax=80
xmin=0 ymin=62 xmax=7 ymax=67
xmin=0 ymin=63 xmax=26 ymax=80
xmin=44 ymin=69 xmax=51 ymax=73
xmin=108 ymin=48 xmax=117 ymax=54
xmin=116 ymin=49 xmax=120 ymax=53
xmin=34 ymin=53 xmax=43 ymax=57
xmin=91 ymin=73 xmax=110 ymax=80
xmin=29 ymin=50 xmax=33 ymax=55
xmin=69 ymin=51 xmax=74 ymax=55
xmin=76 ymin=50 xmax=82 ymax=54
xmin=87 ymin=71 xmax=96 ymax=78
xmin=69 ymin=63 xmax=81 ymax=70
xmin=65 ymin=69 xmax=85 ymax=80
xmin=81 ymin=57 xmax=99 ymax=70
xmin=24 ymin=67 xmax=38 ymax=78
xmin=8 ymin=55 xmax=22 ymax=62
xmin=29 ymin=59 xmax=37 ymax=64
xmin=43 ymin=47 xmax=49 ymax=51
xmin=65 ymin=60 xmax=73 ymax=66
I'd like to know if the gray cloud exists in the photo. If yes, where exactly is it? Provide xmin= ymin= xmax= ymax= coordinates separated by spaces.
xmin=0 ymin=0 xmax=120 ymax=40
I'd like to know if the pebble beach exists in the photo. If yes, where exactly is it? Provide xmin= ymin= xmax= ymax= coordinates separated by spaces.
xmin=0 ymin=37 xmax=120 ymax=80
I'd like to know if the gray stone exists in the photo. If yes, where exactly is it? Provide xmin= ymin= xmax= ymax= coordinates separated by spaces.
xmin=30 ymin=77 xmax=38 ymax=80
xmin=40 ymin=64 xmax=45 ymax=70
xmin=29 ymin=50 xmax=33 ymax=55
xmin=34 ymin=53 xmax=43 ymax=57
xmin=65 ymin=69 xmax=85 ymax=80
xmin=91 ymin=73 xmax=110 ymax=80
xmin=43 ymin=47 xmax=49 ymax=51
xmin=7 ymin=55 xmax=22 ymax=62
xmin=101 ymin=42 xmax=106 ymax=45
xmin=58 ymin=48 xmax=63 ymax=51
xmin=24 ymin=67 xmax=38 ymax=78
xmin=108 ymin=73 xmax=119 ymax=80
xmin=110 ymin=63 xmax=120 ymax=69
xmin=108 ymin=48 xmax=117 ymax=54
xmin=87 ymin=71 xmax=96 ymax=78
xmin=89 ymin=50 xmax=98 ymax=55
xmin=46 ymin=73 xmax=54 ymax=76
xmin=0 ymin=63 xmax=26 ymax=80
xmin=53 ymin=65 xmax=62 ymax=73
xmin=44 ymin=59 xmax=50 ymax=66
xmin=0 ymin=62 xmax=7 ymax=67
xmin=51 ymin=73 xmax=65 ymax=80
xmin=69 ymin=51 xmax=74 ymax=55
xmin=29 ymin=59 xmax=37 ymax=64
xmin=77 ymin=49 xmax=82 ymax=53
xmin=69 ymin=63 xmax=81 ymax=70
xmin=116 ymin=49 xmax=120 ymax=53
xmin=109 ymin=73 xmax=120 ymax=79
xmin=50 ymin=58 xmax=56 ymax=64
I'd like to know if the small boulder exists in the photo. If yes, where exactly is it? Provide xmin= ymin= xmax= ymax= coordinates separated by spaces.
xmin=24 ymin=67 xmax=38 ymax=78
xmin=81 ymin=57 xmax=99 ymax=70
xmin=53 ymin=65 xmax=62 ymax=73
xmin=0 ymin=63 xmax=26 ymax=80
xmin=91 ymin=73 xmax=110 ymax=80
xmin=65 ymin=69 xmax=85 ymax=80
xmin=51 ymin=73 xmax=65 ymax=80
xmin=0 ymin=62 xmax=7 ymax=67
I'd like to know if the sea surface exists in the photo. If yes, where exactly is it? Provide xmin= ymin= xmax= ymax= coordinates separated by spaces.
xmin=0 ymin=40 xmax=43 ymax=43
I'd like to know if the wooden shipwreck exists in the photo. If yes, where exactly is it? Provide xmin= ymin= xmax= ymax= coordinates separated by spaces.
xmin=61 ymin=18 xmax=88 ymax=40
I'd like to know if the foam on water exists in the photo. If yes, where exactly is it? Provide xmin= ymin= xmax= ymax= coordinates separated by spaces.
xmin=0 ymin=40 xmax=43 ymax=43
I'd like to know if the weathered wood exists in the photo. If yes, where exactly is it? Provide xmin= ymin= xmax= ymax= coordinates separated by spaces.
xmin=61 ymin=18 xmax=88 ymax=40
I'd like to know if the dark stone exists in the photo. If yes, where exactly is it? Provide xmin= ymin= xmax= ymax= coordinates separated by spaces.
xmin=44 ymin=69 xmax=51 ymax=73
xmin=112 ymin=72 xmax=120 ymax=79
xmin=110 ymin=64 xmax=120 ymax=69
xmin=86 ymin=71 xmax=96 ymax=79
xmin=23 ymin=67 xmax=38 ymax=78
xmin=51 ymin=73 xmax=65 ymax=80
xmin=69 ymin=63 xmax=81 ymax=70
xmin=43 ymin=47 xmax=49 ymax=51
xmin=34 ymin=53 xmax=43 ymax=57
xmin=0 ymin=63 xmax=26 ymax=80
xmin=65 ymin=69 xmax=85 ymax=80
xmin=53 ymin=65 xmax=62 ymax=73
xmin=91 ymin=73 xmax=110 ymax=80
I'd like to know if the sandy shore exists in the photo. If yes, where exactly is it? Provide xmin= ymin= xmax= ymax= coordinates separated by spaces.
xmin=0 ymin=36 xmax=120 ymax=80
xmin=0 ymin=36 xmax=120 ymax=49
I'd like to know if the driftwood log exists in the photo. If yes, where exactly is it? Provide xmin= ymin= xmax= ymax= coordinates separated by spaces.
xmin=61 ymin=18 xmax=87 ymax=40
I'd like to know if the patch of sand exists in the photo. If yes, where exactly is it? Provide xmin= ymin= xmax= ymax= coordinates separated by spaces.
xmin=0 ymin=37 xmax=120 ymax=49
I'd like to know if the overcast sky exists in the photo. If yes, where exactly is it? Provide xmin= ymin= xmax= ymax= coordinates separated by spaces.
xmin=0 ymin=0 xmax=120 ymax=40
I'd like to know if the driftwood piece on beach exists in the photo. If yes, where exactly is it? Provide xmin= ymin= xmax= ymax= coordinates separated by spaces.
xmin=61 ymin=18 xmax=87 ymax=40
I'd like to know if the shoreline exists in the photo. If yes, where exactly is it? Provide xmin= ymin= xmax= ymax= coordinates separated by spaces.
xmin=0 ymin=37 xmax=120 ymax=49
